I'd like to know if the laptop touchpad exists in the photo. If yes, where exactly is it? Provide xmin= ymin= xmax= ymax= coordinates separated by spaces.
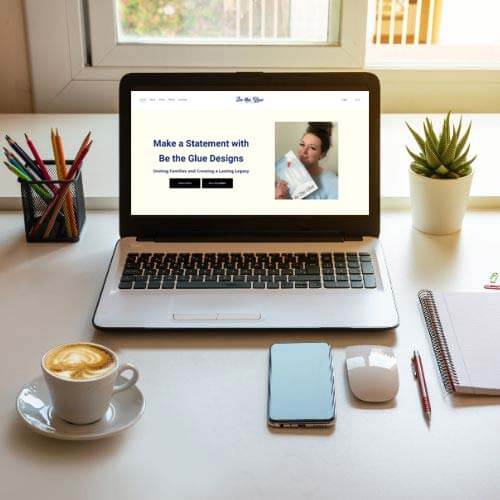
xmin=217 ymin=313 xmax=261 ymax=321
xmin=173 ymin=313 xmax=261 ymax=321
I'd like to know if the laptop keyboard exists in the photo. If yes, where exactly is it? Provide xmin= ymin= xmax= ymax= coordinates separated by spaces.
xmin=118 ymin=252 xmax=377 ymax=290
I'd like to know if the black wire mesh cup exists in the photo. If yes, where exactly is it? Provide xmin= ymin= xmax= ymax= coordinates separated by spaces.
xmin=19 ymin=160 xmax=86 ymax=242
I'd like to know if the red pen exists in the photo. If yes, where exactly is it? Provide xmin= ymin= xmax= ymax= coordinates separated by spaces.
xmin=412 ymin=350 xmax=431 ymax=422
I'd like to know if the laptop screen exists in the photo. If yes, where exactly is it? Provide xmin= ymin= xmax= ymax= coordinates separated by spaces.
xmin=130 ymin=90 xmax=369 ymax=216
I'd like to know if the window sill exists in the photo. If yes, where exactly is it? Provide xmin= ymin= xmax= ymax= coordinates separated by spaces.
xmin=1 ymin=113 xmax=499 ymax=210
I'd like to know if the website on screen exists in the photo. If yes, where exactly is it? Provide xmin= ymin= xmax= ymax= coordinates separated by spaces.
xmin=130 ymin=90 xmax=369 ymax=215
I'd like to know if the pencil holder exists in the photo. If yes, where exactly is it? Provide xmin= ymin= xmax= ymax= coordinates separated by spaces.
xmin=19 ymin=160 xmax=86 ymax=242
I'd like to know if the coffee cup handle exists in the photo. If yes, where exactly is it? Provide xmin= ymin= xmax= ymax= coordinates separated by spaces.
xmin=113 ymin=363 xmax=139 ymax=394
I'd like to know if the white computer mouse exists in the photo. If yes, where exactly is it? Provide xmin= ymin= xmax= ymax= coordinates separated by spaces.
xmin=345 ymin=345 xmax=399 ymax=402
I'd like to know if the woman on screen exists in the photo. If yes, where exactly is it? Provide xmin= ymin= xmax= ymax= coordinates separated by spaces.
xmin=275 ymin=122 xmax=338 ymax=200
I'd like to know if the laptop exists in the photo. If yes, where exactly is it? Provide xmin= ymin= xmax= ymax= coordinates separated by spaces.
xmin=93 ymin=72 xmax=399 ymax=330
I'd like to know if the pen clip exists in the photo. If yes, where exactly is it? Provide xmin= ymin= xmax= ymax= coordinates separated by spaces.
xmin=411 ymin=354 xmax=417 ymax=378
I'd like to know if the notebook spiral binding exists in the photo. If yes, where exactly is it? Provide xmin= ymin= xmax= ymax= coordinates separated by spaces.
xmin=418 ymin=289 xmax=459 ymax=393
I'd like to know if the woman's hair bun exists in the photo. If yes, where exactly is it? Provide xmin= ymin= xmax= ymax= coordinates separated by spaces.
xmin=307 ymin=121 xmax=333 ymax=133
xmin=306 ymin=122 xmax=333 ymax=155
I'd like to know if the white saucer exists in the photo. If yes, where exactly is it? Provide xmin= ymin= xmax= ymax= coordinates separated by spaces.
xmin=16 ymin=375 xmax=145 ymax=440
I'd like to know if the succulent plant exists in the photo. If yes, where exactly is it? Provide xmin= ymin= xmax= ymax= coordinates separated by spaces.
xmin=406 ymin=112 xmax=476 ymax=179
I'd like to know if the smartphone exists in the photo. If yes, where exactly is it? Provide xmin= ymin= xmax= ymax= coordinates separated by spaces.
xmin=268 ymin=342 xmax=336 ymax=428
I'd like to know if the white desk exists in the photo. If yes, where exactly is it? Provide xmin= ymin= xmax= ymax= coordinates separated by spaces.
xmin=1 ymin=209 xmax=500 ymax=500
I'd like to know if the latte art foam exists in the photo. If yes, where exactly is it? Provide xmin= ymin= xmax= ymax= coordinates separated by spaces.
xmin=44 ymin=344 xmax=115 ymax=380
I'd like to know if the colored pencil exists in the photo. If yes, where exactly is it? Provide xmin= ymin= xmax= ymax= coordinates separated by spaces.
xmin=24 ymin=133 xmax=57 ymax=193
xmin=4 ymin=131 xmax=93 ymax=240
xmin=3 ymin=161 xmax=52 ymax=202
xmin=42 ymin=140 xmax=92 ymax=239
xmin=30 ymin=139 xmax=92 ymax=239
xmin=75 ymin=131 xmax=91 ymax=160
xmin=67 ymin=139 xmax=92 ymax=178
xmin=3 ymin=147 xmax=43 ymax=183
xmin=4 ymin=148 xmax=31 ymax=175
xmin=3 ymin=150 xmax=53 ymax=200
xmin=51 ymin=129 xmax=73 ymax=238
xmin=5 ymin=135 xmax=42 ymax=178
xmin=55 ymin=129 xmax=77 ymax=237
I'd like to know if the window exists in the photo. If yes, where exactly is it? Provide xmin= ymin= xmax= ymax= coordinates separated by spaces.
xmin=24 ymin=0 xmax=500 ymax=112
xmin=364 ymin=1 xmax=500 ymax=200
xmin=24 ymin=0 xmax=367 ymax=112
xmin=366 ymin=0 xmax=500 ymax=68
xmin=117 ymin=0 xmax=334 ymax=44
xmin=87 ymin=0 xmax=348 ymax=69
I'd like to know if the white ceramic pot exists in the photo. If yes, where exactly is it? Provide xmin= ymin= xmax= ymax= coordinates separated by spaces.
xmin=409 ymin=168 xmax=473 ymax=235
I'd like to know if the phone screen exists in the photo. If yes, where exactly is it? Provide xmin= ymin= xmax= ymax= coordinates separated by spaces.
xmin=268 ymin=342 xmax=335 ymax=427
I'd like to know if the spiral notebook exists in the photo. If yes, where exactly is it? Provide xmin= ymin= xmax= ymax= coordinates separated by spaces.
xmin=418 ymin=290 xmax=500 ymax=395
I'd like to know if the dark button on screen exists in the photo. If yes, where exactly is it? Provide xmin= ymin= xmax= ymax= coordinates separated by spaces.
xmin=170 ymin=178 xmax=201 ymax=188
xmin=202 ymin=178 xmax=233 ymax=189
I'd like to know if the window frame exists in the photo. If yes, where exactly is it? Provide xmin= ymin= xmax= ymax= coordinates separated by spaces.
xmin=24 ymin=0 xmax=500 ymax=114
xmin=89 ymin=0 xmax=344 ymax=67
xmin=24 ymin=0 xmax=367 ymax=112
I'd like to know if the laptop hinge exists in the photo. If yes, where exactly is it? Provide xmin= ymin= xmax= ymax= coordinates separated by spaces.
xmin=137 ymin=232 xmax=364 ymax=243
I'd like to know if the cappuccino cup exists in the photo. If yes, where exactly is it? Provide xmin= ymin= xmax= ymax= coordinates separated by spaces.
xmin=42 ymin=342 xmax=139 ymax=425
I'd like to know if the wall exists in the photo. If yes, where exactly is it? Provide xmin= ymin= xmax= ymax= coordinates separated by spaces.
xmin=0 ymin=0 xmax=32 ymax=112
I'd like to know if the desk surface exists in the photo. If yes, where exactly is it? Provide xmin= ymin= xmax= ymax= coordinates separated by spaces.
xmin=1 ymin=210 xmax=500 ymax=500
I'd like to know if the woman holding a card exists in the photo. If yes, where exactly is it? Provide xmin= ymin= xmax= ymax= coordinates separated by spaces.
xmin=275 ymin=122 xmax=338 ymax=200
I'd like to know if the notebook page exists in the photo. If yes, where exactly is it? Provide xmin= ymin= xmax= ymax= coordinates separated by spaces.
xmin=441 ymin=292 xmax=500 ymax=394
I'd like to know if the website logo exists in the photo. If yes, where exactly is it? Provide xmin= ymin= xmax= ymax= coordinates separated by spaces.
xmin=236 ymin=96 xmax=264 ymax=103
